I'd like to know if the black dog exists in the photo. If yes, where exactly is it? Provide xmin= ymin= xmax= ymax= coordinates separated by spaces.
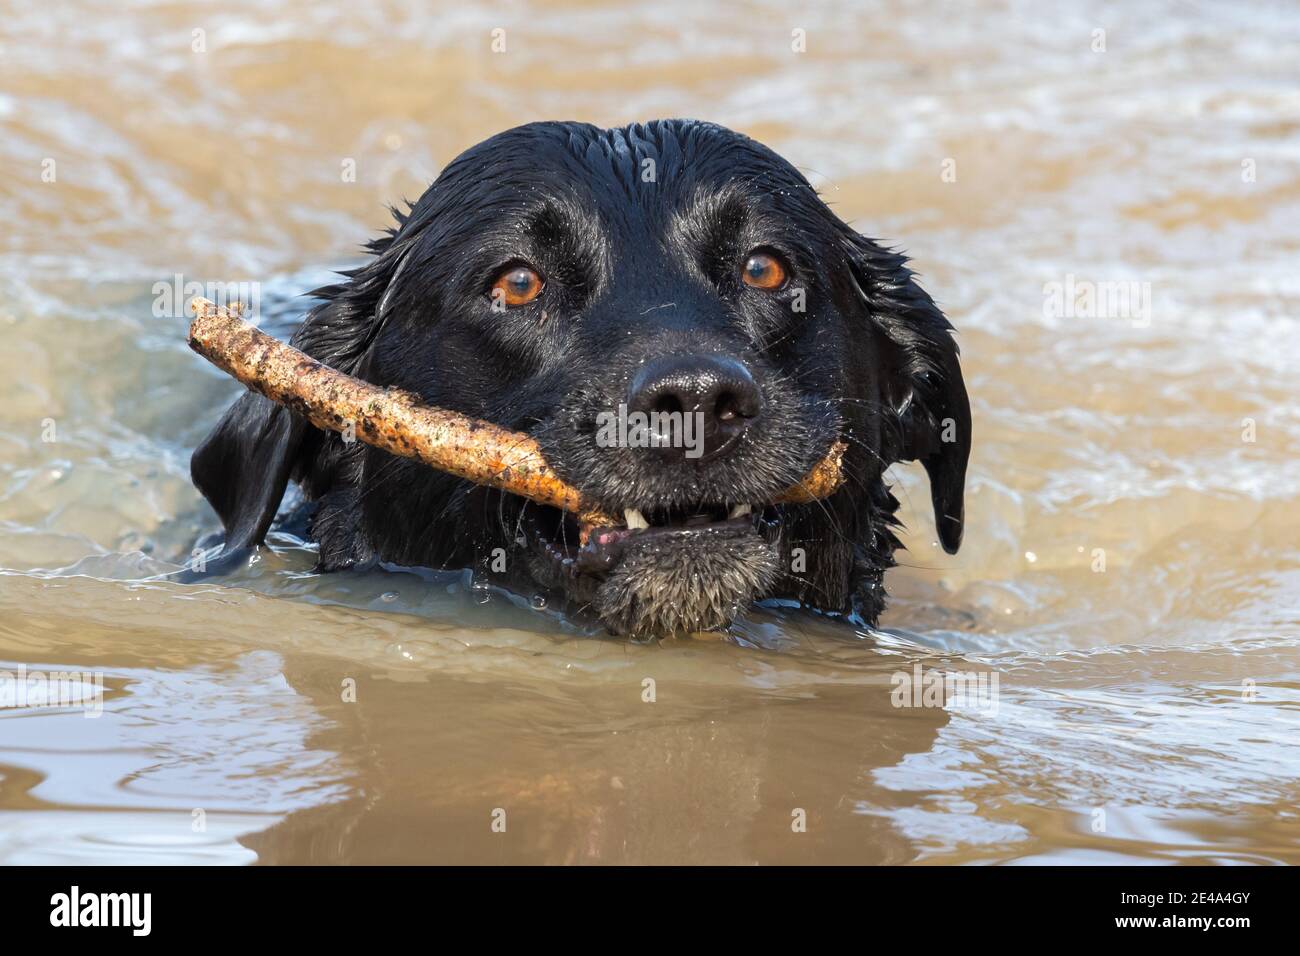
xmin=192 ymin=120 xmax=969 ymax=637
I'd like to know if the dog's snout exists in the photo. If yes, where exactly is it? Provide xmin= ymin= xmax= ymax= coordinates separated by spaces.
xmin=626 ymin=354 xmax=762 ymax=459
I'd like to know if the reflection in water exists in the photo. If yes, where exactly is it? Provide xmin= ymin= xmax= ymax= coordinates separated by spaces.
xmin=246 ymin=668 xmax=939 ymax=865
xmin=1 ymin=0 xmax=1299 ymax=863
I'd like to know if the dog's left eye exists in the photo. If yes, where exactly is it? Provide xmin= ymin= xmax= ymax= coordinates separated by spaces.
xmin=741 ymin=250 xmax=788 ymax=291
xmin=491 ymin=264 xmax=545 ymax=307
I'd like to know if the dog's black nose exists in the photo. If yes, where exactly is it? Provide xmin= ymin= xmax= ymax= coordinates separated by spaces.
xmin=626 ymin=354 xmax=762 ymax=459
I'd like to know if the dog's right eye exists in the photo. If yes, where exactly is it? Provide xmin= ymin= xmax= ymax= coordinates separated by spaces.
xmin=741 ymin=249 xmax=789 ymax=291
xmin=490 ymin=265 xmax=544 ymax=307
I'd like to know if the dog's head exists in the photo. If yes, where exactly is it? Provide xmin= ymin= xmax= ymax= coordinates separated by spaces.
xmin=192 ymin=120 xmax=969 ymax=637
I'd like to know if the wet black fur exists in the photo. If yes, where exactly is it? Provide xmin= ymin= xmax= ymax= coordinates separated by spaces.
xmin=191 ymin=119 xmax=970 ymax=634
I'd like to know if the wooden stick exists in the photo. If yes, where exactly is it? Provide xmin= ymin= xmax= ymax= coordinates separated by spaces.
xmin=187 ymin=298 xmax=844 ymax=532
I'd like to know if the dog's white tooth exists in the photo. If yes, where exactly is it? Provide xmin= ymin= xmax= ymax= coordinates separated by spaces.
xmin=624 ymin=508 xmax=650 ymax=530
xmin=728 ymin=504 xmax=752 ymax=519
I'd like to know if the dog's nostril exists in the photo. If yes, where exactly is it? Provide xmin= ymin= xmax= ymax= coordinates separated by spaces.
xmin=715 ymin=392 xmax=742 ymax=423
xmin=653 ymin=394 xmax=684 ymax=417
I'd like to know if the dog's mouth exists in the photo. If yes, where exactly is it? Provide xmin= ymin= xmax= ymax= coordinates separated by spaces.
xmin=523 ymin=500 xmax=778 ymax=578
xmin=519 ymin=496 xmax=786 ymax=636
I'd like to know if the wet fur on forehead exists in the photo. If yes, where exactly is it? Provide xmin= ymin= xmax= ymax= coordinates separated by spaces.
xmin=382 ymin=120 xmax=826 ymax=267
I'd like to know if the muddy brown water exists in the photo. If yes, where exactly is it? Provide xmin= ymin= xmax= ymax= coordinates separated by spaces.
xmin=1 ymin=1 xmax=1298 ymax=864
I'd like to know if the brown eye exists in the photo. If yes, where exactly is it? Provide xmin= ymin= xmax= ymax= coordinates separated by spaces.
xmin=741 ymin=250 xmax=788 ymax=290
xmin=491 ymin=265 xmax=544 ymax=306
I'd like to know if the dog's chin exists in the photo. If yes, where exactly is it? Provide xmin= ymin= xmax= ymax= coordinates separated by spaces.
xmin=521 ymin=506 xmax=784 ymax=638
xmin=594 ymin=527 xmax=782 ymax=639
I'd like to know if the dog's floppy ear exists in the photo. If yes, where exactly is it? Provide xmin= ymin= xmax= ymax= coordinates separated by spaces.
xmin=191 ymin=393 xmax=308 ymax=553
xmin=842 ymin=232 xmax=971 ymax=554
xmin=190 ymin=205 xmax=427 ymax=554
